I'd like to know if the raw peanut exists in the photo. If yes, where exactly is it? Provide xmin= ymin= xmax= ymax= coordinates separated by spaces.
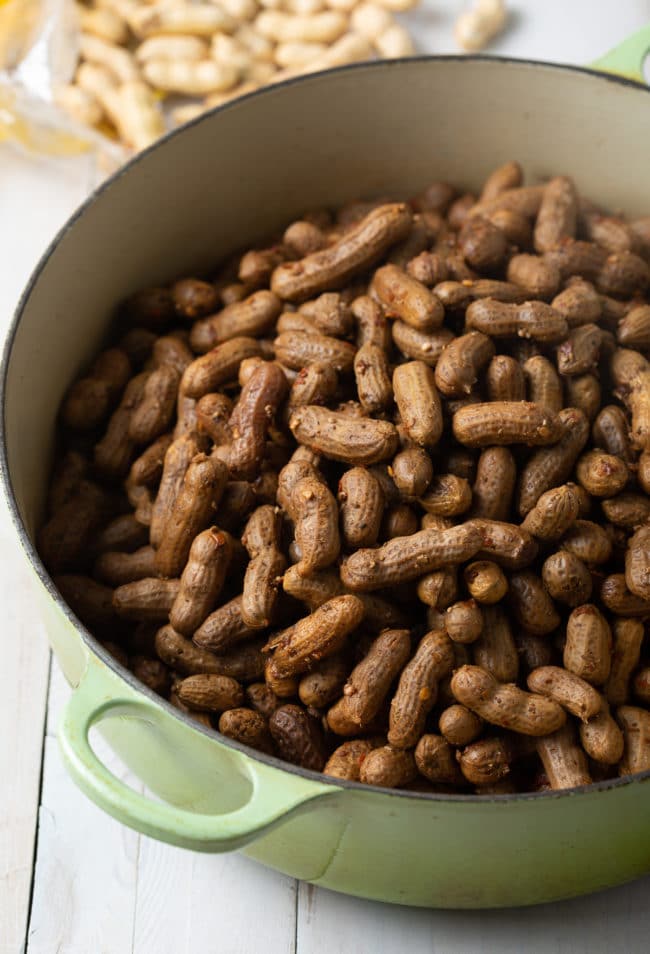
xmin=193 ymin=596 xmax=260 ymax=653
xmin=580 ymin=698 xmax=624 ymax=765
xmin=527 ymin=666 xmax=601 ymax=721
xmin=515 ymin=632 xmax=553 ymax=674
xmin=393 ymin=362 xmax=443 ymax=448
xmin=626 ymin=526 xmax=650 ymax=600
xmin=606 ymin=618 xmax=645 ymax=706
xmin=617 ymin=706 xmax=650 ymax=775
xmin=291 ymin=475 xmax=340 ymax=575
xmin=299 ymin=655 xmax=349 ymax=708
xmin=517 ymin=407 xmax=590 ymax=515
xmin=338 ymin=467 xmax=384 ymax=549
xmin=272 ymin=203 xmax=412 ymax=301
xmin=452 ymin=665 xmax=566 ymax=736
xmin=508 ymin=571 xmax=560 ymax=636
xmin=521 ymin=484 xmax=579 ymax=541
xmin=241 ymin=506 xmax=286 ymax=627
xmin=93 ymin=513 xmax=148 ymax=556
xmin=522 ymin=355 xmax=563 ymax=414
xmin=564 ymin=374 xmax=601 ymax=421
xmin=341 ymin=523 xmax=482 ymax=591
xmin=359 ymin=745 xmax=417 ymax=788
xmin=324 ymin=740 xmax=375 ymax=781
xmin=469 ymin=519 xmax=538 ymax=570
xmin=149 ymin=435 xmax=200 ymax=548
xmin=190 ymin=291 xmax=282 ymax=351
xmin=465 ymin=299 xmax=568 ymax=343
xmin=480 ymin=160 xmax=523 ymax=202
xmin=470 ymin=447 xmax=516 ymax=521
xmin=353 ymin=294 xmax=391 ymax=350
xmin=390 ymin=447 xmax=433 ymax=498
xmin=135 ymin=34 xmax=209 ymax=63
xmin=392 ymin=321 xmax=454 ymax=366
xmin=633 ymin=668 xmax=650 ymax=705
xmin=458 ymin=737 xmax=514 ymax=787
xmin=94 ymin=546 xmax=157 ymax=586
xmin=536 ymin=724 xmax=591 ymax=790
xmin=195 ymin=393 xmax=234 ymax=444
xmin=266 ymin=595 xmax=364 ymax=678
xmin=485 ymin=355 xmax=525 ymax=402
xmin=564 ymin=604 xmax=612 ymax=685
xmin=561 ymin=519 xmax=612 ymax=565
xmin=219 ymin=707 xmax=273 ymax=754
xmin=289 ymin=363 xmax=338 ymax=409
xmin=406 ymin=251 xmax=449 ymax=288
xmin=128 ymin=364 xmax=179 ymax=444
xmin=55 ymin=574 xmax=117 ymax=630
xmin=453 ymin=401 xmax=564 ymax=448
xmin=142 ymin=58 xmax=237 ymax=96
xmin=388 ymin=631 xmax=454 ymax=748
xmin=617 ymin=304 xmax=650 ymax=351
xmin=170 ymin=528 xmax=232 ymax=636
xmin=177 ymin=674 xmax=244 ymax=712
xmin=155 ymin=454 xmax=227 ymax=577
xmin=354 ymin=343 xmax=393 ymax=414
xmin=39 ymin=481 xmax=107 ymax=573
xmin=62 ymin=348 xmax=131 ymax=430
xmin=464 ymin=560 xmax=508 ymax=604
xmin=373 ymin=264 xmax=444 ymax=332
xmin=458 ymin=216 xmax=508 ymax=271
xmin=216 ymin=363 xmax=289 ymax=480
xmin=246 ymin=682 xmax=280 ymax=718
xmin=269 ymin=704 xmax=326 ymax=771
xmin=445 ymin=598 xmax=483 ymax=644
xmin=556 ymin=324 xmax=602 ymax=375
xmin=290 ymin=405 xmax=398 ymax=465
xmin=507 ymin=254 xmax=560 ymax=300
xmin=171 ymin=279 xmax=219 ymax=319
xmin=114 ymin=578 xmax=180 ymax=621
xmin=439 ymin=704 xmax=482 ymax=746
xmin=94 ymin=372 xmax=149 ymax=478
xmin=129 ymin=433 xmax=174 ymax=488
xmin=328 ymin=629 xmax=411 ymax=731
xmin=593 ymin=405 xmax=635 ymax=465
xmin=533 ymin=176 xmax=578 ymax=253
xmin=471 ymin=186 xmax=544 ymax=221
xmin=182 ymin=338 xmax=264 ymax=398
xmin=602 ymin=492 xmax=650 ymax=529
xmin=417 ymin=568 xmax=458 ymax=610
xmin=433 ymin=279 xmax=528 ymax=309
xmin=434 ymin=332 xmax=495 ymax=398
xmin=542 ymin=551 xmax=592 ymax=607
xmin=275 ymin=331 xmax=356 ymax=373
xmin=415 ymin=734 xmax=464 ymax=785
xmin=419 ymin=474 xmax=471 ymax=517
xmin=551 ymin=278 xmax=602 ymax=327
xmin=255 ymin=9 xmax=346 ymax=41
xmin=575 ymin=449 xmax=628 ymax=497
xmin=473 ymin=604 xmax=518 ymax=681
xmin=596 ymin=251 xmax=650 ymax=297
xmin=601 ymin=574 xmax=650 ymax=618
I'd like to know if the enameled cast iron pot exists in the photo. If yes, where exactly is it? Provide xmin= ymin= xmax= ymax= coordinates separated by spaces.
xmin=4 ymin=32 xmax=650 ymax=909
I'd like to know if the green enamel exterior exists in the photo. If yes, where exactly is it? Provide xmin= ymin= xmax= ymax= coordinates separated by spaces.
xmin=4 ymin=55 xmax=650 ymax=908
xmin=591 ymin=24 xmax=650 ymax=83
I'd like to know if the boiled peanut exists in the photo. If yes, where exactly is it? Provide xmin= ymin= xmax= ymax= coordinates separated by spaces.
xmin=451 ymin=665 xmax=566 ymax=736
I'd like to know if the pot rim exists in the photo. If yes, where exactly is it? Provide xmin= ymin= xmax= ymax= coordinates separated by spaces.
xmin=2 ymin=53 xmax=649 ymax=806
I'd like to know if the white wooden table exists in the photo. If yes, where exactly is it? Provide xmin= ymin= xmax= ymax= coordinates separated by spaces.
xmin=3 ymin=4 xmax=650 ymax=951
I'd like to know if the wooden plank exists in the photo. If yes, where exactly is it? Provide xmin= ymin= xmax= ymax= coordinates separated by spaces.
xmin=296 ymin=877 xmax=650 ymax=954
xmin=26 ymin=735 xmax=141 ymax=954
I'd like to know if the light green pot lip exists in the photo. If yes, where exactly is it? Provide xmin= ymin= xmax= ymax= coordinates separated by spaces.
xmin=2 ymin=53 xmax=649 ymax=807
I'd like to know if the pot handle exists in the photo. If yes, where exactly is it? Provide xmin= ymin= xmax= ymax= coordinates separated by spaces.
xmin=59 ymin=663 xmax=337 ymax=851
xmin=591 ymin=24 xmax=650 ymax=83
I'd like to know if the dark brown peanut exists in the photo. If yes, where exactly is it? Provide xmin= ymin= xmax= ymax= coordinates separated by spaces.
xmin=593 ymin=405 xmax=635 ymax=465
xmin=417 ymin=568 xmax=458 ymax=610
xmin=181 ymin=338 xmax=263 ymax=398
xmin=272 ymin=203 xmax=412 ymax=301
xmin=556 ymin=324 xmax=602 ymax=375
xmin=469 ymin=519 xmax=538 ymax=570
xmin=193 ymin=596 xmax=259 ymax=652
xmin=328 ymin=629 xmax=411 ymax=733
xmin=129 ymin=433 xmax=174 ymax=488
xmin=269 ymin=704 xmax=326 ymax=771
xmin=190 ymin=291 xmax=282 ymax=352
xmin=129 ymin=364 xmax=180 ymax=444
xmin=94 ymin=372 xmax=149 ymax=478
xmin=415 ymin=734 xmax=464 ymax=785
xmin=453 ymin=402 xmax=564 ymax=447
xmin=169 ymin=528 xmax=232 ymax=636
xmin=298 ymin=655 xmax=349 ymax=709
xmin=507 ymin=253 xmax=560 ymax=299
xmin=551 ymin=278 xmax=601 ymax=327
xmin=406 ymin=251 xmax=449 ymax=287
xmin=542 ymin=551 xmax=592 ymax=607
xmin=39 ymin=481 xmax=107 ymax=572
xmin=517 ymin=407 xmax=590 ymax=515
xmin=602 ymin=492 xmax=650 ymax=529
xmin=288 ymin=364 xmax=338 ymax=412
xmin=388 ymin=631 xmax=454 ymax=748
xmin=324 ymin=740 xmax=375 ymax=781
xmin=290 ymin=405 xmax=398 ymax=466
xmin=508 ymin=571 xmax=560 ymax=636
xmin=123 ymin=287 xmax=174 ymax=329
xmin=521 ymin=484 xmax=579 ymax=541
xmin=575 ymin=449 xmax=628 ymax=497
xmin=561 ymin=519 xmax=612 ymax=565
xmin=601 ymin=574 xmax=650 ymax=618
xmin=171 ymin=278 xmax=219 ymax=319
xmin=359 ymin=745 xmax=417 ymax=788
xmin=239 ymin=245 xmax=285 ymax=288
xmin=219 ymin=707 xmax=273 ymax=754
xmin=617 ymin=304 xmax=650 ymax=351
xmin=458 ymin=737 xmax=514 ymax=787
xmin=55 ymin=574 xmax=117 ymax=630
xmin=353 ymin=294 xmax=391 ymax=350
xmin=93 ymin=514 xmax=149 ymax=556
xmin=266 ymin=595 xmax=364 ymax=678
xmin=177 ymin=674 xmax=244 ymax=712
xmin=241 ymin=506 xmax=286 ymax=628
xmin=544 ymin=239 xmax=607 ymax=282
xmin=485 ymin=355 xmax=525 ymax=403
xmin=471 ymin=185 xmax=545 ymax=221
xmin=246 ymin=682 xmax=280 ymax=718
xmin=338 ymin=467 xmax=384 ymax=550
xmin=464 ymin=560 xmax=508 ymax=604
xmin=633 ymin=668 xmax=650 ymax=706
xmin=473 ymin=604 xmax=518 ymax=681
xmin=63 ymin=348 xmax=131 ymax=430
xmin=565 ymin=374 xmax=601 ymax=422
xmin=353 ymin=343 xmax=392 ymax=414
xmin=94 ymin=546 xmax=157 ymax=586
xmin=458 ymin=216 xmax=508 ymax=271
xmin=434 ymin=332 xmax=495 ymax=398
xmin=522 ymin=355 xmax=563 ymax=414
xmin=274 ymin=330 xmax=356 ymax=374
xmin=596 ymin=251 xmax=650 ymax=297
xmin=150 ymin=434 xmax=200 ymax=547
xmin=626 ymin=525 xmax=650 ymax=601
xmin=470 ymin=447 xmax=516 ymax=521
xmin=419 ymin=474 xmax=472 ymax=517
xmin=606 ymin=618 xmax=645 ymax=706
xmin=564 ymin=604 xmax=612 ymax=685
xmin=438 ymin=704 xmax=482 ymax=746
xmin=131 ymin=656 xmax=170 ymax=694
xmin=114 ymin=578 xmax=180 ymax=621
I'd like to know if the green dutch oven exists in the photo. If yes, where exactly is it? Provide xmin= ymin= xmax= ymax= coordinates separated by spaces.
xmin=3 ymin=30 xmax=650 ymax=909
